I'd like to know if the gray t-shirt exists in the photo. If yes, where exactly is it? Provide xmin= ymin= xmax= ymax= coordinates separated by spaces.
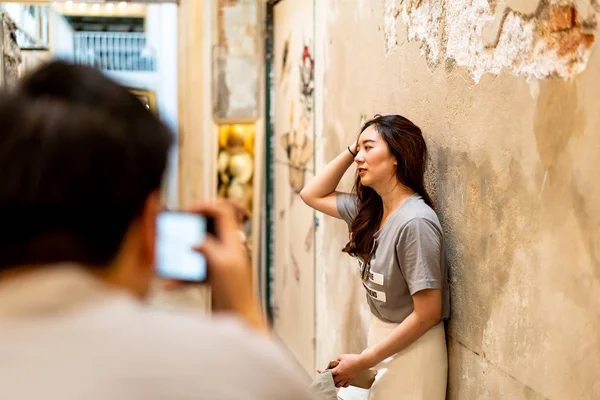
xmin=337 ymin=192 xmax=450 ymax=324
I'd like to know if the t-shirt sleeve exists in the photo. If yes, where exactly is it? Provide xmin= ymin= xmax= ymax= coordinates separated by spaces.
xmin=396 ymin=217 xmax=443 ymax=295
xmin=336 ymin=192 xmax=359 ymax=225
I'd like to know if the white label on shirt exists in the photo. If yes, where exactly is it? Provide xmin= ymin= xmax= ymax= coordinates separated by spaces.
xmin=363 ymin=283 xmax=387 ymax=303
xmin=368 ymin=271 xmax=384 ymax=286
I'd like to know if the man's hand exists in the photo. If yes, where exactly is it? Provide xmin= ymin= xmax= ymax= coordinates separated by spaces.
xmin=164 ymin=200 xmax=266 ymax=333
xmin=195 ymin=201 xmax=266 ymax=331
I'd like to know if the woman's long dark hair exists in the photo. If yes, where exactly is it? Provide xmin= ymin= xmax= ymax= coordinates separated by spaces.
xmin=343 ymin=114 xmax=433 ymax=263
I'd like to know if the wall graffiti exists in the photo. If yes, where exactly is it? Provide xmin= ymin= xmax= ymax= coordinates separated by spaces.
xmin=280 ymin=105 xmax=314 ymax=193
xmin=299 ymin=44 xmax=314 ymax=115
xmin=291 ymin=249 xmax=301 ymax=282
xmin=280 ymin=43 xmax=315 ymax=194
xmin=304 ymin=223 xmax=314 ymax=252
xmin=279 ymin=37 xmax=290 ymax=85
xmin=272 ymin=0 xmax=316 ymax=373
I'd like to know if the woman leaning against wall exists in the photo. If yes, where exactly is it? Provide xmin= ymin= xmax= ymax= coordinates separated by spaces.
xmin=300 ymin=114 xmax=449 ymax=400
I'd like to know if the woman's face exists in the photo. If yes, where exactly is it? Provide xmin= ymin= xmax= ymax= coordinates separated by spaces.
xmin=355 ymin=126 xmax=397 ymax=189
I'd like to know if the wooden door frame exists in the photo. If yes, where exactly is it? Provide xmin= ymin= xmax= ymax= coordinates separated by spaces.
xmin=177 ymin=0 xmax=216 ymax=208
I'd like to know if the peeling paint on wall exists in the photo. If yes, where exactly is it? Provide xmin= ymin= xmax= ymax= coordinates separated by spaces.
xmin=213 ymin=0 xmax=258 ymax=118
xmin=383 ymin=0 xmax=400 ymax=54
xmin=386 ymin=0 xmax=597 ymax=82
xmin=402 ymin=0 xmax=444 ymax=64
xmin=320 ymin=0 xmax=600 ymax=396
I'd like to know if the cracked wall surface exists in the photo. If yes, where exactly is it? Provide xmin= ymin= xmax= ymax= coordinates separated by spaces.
xmin=315 ymin=0 xmax=600 ymax=398
xmin=383 ymin=0 xmax=597 ymax=82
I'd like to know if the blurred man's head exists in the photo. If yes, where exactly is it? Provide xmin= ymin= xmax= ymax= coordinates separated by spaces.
xmin=0 ymin=61 xmax=173 ymax=297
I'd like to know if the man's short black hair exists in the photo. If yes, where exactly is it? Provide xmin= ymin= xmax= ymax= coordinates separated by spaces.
xmin=0 ymin=61 xmax=173 ymax=271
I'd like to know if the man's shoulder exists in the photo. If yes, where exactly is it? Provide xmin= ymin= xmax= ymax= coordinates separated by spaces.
xmin=97 ymin=300 xmax=313 ymax=399
xmin=104 ymin=299 xmax=271 ymax=353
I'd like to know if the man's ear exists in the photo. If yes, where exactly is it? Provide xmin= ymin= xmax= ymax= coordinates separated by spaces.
xmin=139 ymin=191 xmax=161 ymax=267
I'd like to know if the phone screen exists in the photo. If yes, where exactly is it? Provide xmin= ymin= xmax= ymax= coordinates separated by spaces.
xmin=156 ymin=212 xmax=208 ymax=282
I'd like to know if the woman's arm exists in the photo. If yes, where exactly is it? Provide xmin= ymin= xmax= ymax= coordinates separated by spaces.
xmin=299 ymin=142 xmax=357 ymax=218
xmin=362 ymin=289 xmax=442 ymax=366
xmin=359 ymin=217 xmax=444 ymax=363
xmin=331 ymin=289 xmax=442 ymax=387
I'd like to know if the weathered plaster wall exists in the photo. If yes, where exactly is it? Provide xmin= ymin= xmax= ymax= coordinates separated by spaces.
xmin=315 ymin=0 xmax=600 ymax=398
xmin=271 ymin=0 xmax=317 ymax=374
xmin=213 ymin=0 xmax=259 ymax=120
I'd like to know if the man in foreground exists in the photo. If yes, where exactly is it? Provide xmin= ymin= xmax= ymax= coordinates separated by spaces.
xmin=0 ymin=61 xmax=312 ymax=399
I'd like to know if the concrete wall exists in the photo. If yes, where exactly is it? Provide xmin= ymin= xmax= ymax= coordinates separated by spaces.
xmin=311 ymin=0 xmax=600 ymax=398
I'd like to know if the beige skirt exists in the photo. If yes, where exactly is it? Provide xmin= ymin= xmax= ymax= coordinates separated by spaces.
xmin=367 ymin=317 xmax=448 ymax=400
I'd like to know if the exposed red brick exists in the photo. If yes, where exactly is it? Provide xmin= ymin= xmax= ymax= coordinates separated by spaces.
xmin=556 ymin=30 xmax=595 ymax=56
xmin=548 ymin=6 xmax=578 ymax=32
xmin=582 ymin=33 xmax=595 ymax=47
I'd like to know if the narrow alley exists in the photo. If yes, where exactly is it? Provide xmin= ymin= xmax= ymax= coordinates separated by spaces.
xmin=0 ymin=1 xmax=598 ymax=399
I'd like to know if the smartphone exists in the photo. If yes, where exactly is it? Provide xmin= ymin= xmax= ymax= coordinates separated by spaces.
xmin=156 ymin=211 xmax=215 ymax=282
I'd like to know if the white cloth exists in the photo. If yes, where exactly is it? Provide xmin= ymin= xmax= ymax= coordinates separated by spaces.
xmin=338 ymin=386 xmax=370 ymax=400
xmin=0 ymin=266 xmax=313 ymax=400
xmin=367 ymin=317 xmax=447 ymax=400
